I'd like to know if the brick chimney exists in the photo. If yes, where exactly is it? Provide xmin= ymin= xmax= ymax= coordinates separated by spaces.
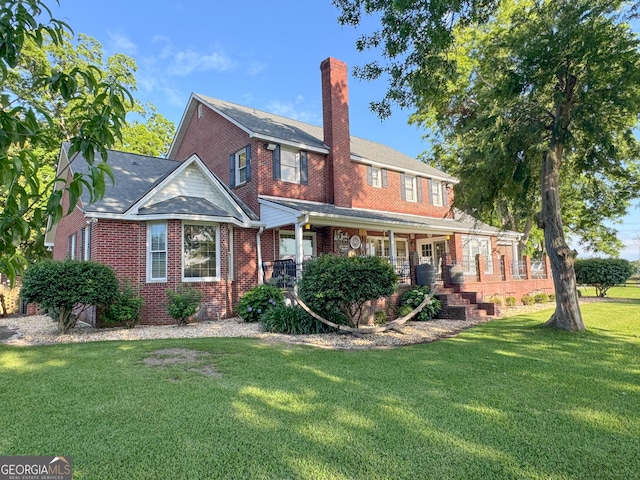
xmin=321 ymin=57 xmax=352 ymax=208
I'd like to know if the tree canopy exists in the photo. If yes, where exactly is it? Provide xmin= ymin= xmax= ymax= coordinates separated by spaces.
xmin=335 ymin=0 xmax=640 ymax=330
xmin=1 ymin=1 xmax=175 ymax=280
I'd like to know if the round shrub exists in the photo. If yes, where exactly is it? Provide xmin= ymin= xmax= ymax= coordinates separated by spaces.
xmin=166 ymin=285 xmax=204 ymax=326
xmin=261 ymin=304 xmax=332 ymax=334
xmin=534 ymin=292 xmax=549 ymax=304
xmin=237 ymin=284 xmax=285 ymax=322
xmin=574 ymin=258 xmax=635 ymax=297
xmin=21 ymin=260 xmax=118 ymax=333
xmin=298 ymin=255 xmax=397 ymax=328
xmin=105 ymin=281 xmax=144 ymax=328
xmin=374 ymin=310 xmax=388 ymax=326
xmin=521 ymin=294 xmax=534 ymax=305
xmin=505 ymin=296 xmax=517 ymax=307
xmin=399 ymin=286 xmax=441 ymax=321
xmin=397 ymin=305 xmax=414 ymax=318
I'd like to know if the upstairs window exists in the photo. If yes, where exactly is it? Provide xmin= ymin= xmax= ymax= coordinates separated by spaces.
xmin=400 ymin=174 xmax=421 ymax=202
xmin=230 ymin=145 xmax=251 ymax=188
xmin=68 ymin=234 xmax=76 ymax=259
xmin=366 ymin=166 xmax=388 ymax=188
xmin=272 ymin=145 xmax=308 ymax=185
xmin=429 ymin=179 xmax=448 ymax=207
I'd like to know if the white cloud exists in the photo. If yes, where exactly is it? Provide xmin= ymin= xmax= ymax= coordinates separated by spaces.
xmin=107 ymin=31 xmax=137 ymax=55
xmin=267 ymin=97 xmax=320 ymax=124
xmin=246 ymin=61 xmax=268 ymax=76
xmin=167 ymin=49 xmax=233 ymax=76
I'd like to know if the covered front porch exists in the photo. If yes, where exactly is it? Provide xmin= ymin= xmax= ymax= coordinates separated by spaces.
xmin=257 ymin=196 xmax=554 ymax=306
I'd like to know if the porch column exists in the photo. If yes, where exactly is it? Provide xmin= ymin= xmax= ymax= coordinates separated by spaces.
xmin=388 ymin=230 xmax=395 ymax=263
xmin=295 ymin=223 xmax=304 ymax=275
xmin=511 ymin=241 xmax=519 ymax=279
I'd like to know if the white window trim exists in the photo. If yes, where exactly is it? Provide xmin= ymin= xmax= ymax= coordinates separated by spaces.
xmin=371 ymin=166 xmax=382 ymax=188
xmin=69 ymin=234 xmax=76 ymax=259
xmin=278 ymin=230 xmax=317 ymax=261
xmin=147 ymin=222 xmax=168 ymax=282
xmin=280 ymin=147 xmax=301 ymax=184
xmin=366 ymin=236 xmax=409 ymax=260
xmin=416 ymin=237 xmax=448 ymax=271
xmin=182 ymin=222 xmax=221 ymax=282
xmin=235 ymin=149 xmax=247 ymax=186
xmin=404 ymin=175 xmax=417 ymax=203
xmin=432 ymin=180 xmax=443 ymax=206
xmin=197 ymin=103 xmax=203 ymax=119
xmin=82 ymin=226 xmax=91 ymax=261
xmin=461 ymin=235 xmax=493 ymax=275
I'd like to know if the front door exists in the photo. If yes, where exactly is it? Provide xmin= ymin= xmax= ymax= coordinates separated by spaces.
xmin=433 ymin=241 xmax=446 ymax=273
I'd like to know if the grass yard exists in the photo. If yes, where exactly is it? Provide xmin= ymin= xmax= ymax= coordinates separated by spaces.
xmin=579 ymin=285 xmax=640 ymax=299
xmin=1 ymin=301 xmax=638 ymax=479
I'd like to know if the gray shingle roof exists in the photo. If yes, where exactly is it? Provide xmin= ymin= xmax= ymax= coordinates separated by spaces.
xmin=63 ymin=143 xmax=181 ymax=214
xmin=197 ymin=95 xmax=456 ymax=182
xmin=138 ymin=196 xmax=235 ymax=217
xmin=262 ymin=197 xmax=516 ymax=237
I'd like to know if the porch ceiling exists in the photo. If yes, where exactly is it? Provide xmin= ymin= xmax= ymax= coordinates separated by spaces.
xmin=259 ymin=196 xmax=521 ymax=240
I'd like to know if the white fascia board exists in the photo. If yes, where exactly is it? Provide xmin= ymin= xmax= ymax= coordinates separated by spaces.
xmin=258 ymin=197 xmax=305 ymax=216
xmin=350 ymin=155 xmax=459 ymax=184
xmin=251 ymin=133 xmax=330 ymax=155
xmin=86 ymin=211 xmax=261 ymax=228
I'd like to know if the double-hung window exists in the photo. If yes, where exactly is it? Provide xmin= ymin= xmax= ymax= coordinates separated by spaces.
xmin=462 ymin=236 xmax=493 ymax=274
xmin=403 ymin=175 xmax=417 ymax=202
xmin=273 ymin=145 xmax=308 ymax=185
xmin=68 ymin=234 xmax=76 ymax=259
xmin=148 ymin=223 xmax=167 ymax=281
xmin=235 ymin=149 xmax=247 ymax=185
xmin=183 ymin=223 xmax=219 ymax=281
xmin=431 ymin=180 xmax=442 ymax=206
xmin=230 ymin=145 xmax=251 ymax=188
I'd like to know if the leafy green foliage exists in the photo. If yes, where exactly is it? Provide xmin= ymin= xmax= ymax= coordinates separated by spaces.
xmin=297 ymin=255 xmax=398 ymax=327
xmin=534 ymin=293 xmax=549 ymax=304
xmin=574 ymin=258 xmax=635 ymax=297
xmin=237 ymin=284 xmax=284 ymax=323
xmin=105 ymin=281 xmax=144 ymax=328
xmin=21 ymin=259 xmax=118 ymax=333
xmin=166 ymin=285 xmax=204 ymax=326
xmin=399 ymin=286 xmax=441 ymax=321
xmin=373 ymin=310 xmax=387 ymax=325
xmin=260 ymin=304 xmax=332 ymax=334
xmin=521 ymin=295 xmax=534 ymax=306
xmin=505 ymin=296 xmax=517 ymax=307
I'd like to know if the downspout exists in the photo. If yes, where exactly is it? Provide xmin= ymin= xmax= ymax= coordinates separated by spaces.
xmin=256 ymin=226 xmax=265 ymax=285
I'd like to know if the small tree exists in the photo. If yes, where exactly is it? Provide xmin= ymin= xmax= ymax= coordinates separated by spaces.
xmin=298 ymin=255 xmax=398 ymax=328
xmin=21 ymin=260 xmax=118 ymax=333
xmin=166 ymin=285 xmax=204 ymax=326
xmin=574 ymin=259 xmax=635 ymax=297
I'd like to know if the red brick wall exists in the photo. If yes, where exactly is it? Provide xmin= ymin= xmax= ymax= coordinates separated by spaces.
xmin=52 ymin=169 xmax=89 ymax=261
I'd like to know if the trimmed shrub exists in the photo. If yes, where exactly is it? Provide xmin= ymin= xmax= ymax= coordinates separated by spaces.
xmin=491 ymin=297 xmax=503 ymax=306
xmin=261 ymin=304 xmax=332 ymax=334
xmin=534 ymin=293 xmax=549 ymax=304
xmin=237 ymin=284 xmax=285 ymax=323
xmin=521 ymin=295 xmax=534 ymax=305
xmin=21 ymin=260 xmax=118 ymax=333
xmin=505 ymin=296 xmax=517 ymax=307
xmin=574 ymin=258 xmax=635 ymax=297
xmin=399 ymin=286 xmax=441 ymax=321
xmin=105 ymin=281 xmax=144 ymax=328
xmin=298 ymin=255 xmax=398 ymax=328
xmin=166 ymin=285 xmax=203 ymax=326
xmin=374 ymin=310 xmax=388 ymax=326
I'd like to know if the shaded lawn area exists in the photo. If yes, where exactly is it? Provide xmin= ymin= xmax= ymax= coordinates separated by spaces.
xmin=1 ymin=302 xmax=638 ymax=479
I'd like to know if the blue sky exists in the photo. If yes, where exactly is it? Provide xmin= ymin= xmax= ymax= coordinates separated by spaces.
xmin=52 ymin=0 xmax=639 ymax=261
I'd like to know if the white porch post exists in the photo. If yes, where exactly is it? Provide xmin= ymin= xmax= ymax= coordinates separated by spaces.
xmin=512 ymin=241 xmax=519 ymax=278
xmin=388 ymin=230 xmax=396 ymax=264
xmin=295 ymin=222 xmax=304 ymax=275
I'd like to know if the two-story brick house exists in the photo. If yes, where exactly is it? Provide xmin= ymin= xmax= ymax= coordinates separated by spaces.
xmin=47 ymin=57 xmax=553 ymax=324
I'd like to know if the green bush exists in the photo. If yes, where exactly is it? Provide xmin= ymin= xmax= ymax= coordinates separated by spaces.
xmin=374 ymin=310 xmax=388 ymax=326
xmin=261 ymin=304 xmax=332 ymax=334
xmin=521 ymin=294 xmax=534 ymax=305
xmin=298 ymin=255 xmax=398 ymax=328
xmin=237 ymin=284 xmax=285 ymax=322
xmin=21 ymin=260 xmax=118 ymax=333
xmin=166 ymin=285 xmax=203 ymax=326
xmin=549 ymin=293 xmax=556 ymax=302
xmin=505 ymin=296 xmax=517 ymax=307
xmin=105 ymin=281 xmax=144 ymax=328
xmin=397 ymin=305 xmax=414 ymax=318
xmin=399 ymin=286 xmax=441 ymax=321
xmin=574 ymin=258 xmax=635 ymax=297
xmin=534 ymin=293 xmax=549 ymax=304
xmin=491 ymin=297 xmax=503 ymax=306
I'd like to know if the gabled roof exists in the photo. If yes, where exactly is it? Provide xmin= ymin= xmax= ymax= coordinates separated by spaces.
xmin=57 ymin=143 xmax=259 ymax=226
xmin=169 ymin=94 xmax=457 ymax=183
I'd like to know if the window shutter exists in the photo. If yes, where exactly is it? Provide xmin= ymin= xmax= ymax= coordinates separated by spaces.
xmin=300 ymin=151 xmax=308 ymax=185
xmin=245 ymin=145 xmax=251 ymax=182
xmin=416 ymin=176 xmax=423 ymax=203
xmin=229 ymin=153 xmax=235 ymax=188
xmin=443 ymin=182 xmax=449 ymax=206
xmin=427 ymin=179 xmax=433 ymax=205
xmin=273 ymin=145 xmax=281 ymax=180
xmin=382 ymin=169 xmax=388 ymax=188
xmin=366 ymin=165 xmax=373 ymax=185
xmin=400 ymin=173 xmax=406 ymax=200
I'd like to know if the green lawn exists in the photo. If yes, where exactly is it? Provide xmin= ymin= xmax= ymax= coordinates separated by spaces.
xmin=1 ymin=301 xmax=639 ymax=479
xmin=579 ymin=285 xmax=640 ymax=299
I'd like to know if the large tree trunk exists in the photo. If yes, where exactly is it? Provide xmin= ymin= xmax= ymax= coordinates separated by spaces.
xmin=540 ymin=147 xmax=585 ymax=331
